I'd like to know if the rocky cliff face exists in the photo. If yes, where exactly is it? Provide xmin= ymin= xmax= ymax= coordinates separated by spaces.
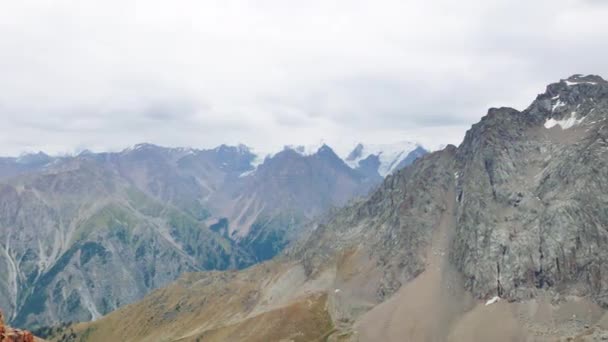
xmin=63 ymin=75 xmax=608 ymax=342
xmin=451 ymin=74 xmax=608 ymax=304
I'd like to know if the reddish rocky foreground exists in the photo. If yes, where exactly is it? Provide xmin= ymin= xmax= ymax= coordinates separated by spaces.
xmin=0 ymin=310 xmax=34 ymax=342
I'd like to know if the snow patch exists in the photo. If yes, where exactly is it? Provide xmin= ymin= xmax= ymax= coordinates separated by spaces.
xmin=285 ymin=140 xmax=327 ymax=156
xmin=545 ymin=112 xmax=585 ymax=130
xmin=565 ymin=80 xmax=597 ymax=86
xmin=345 ymin=141 xmax=421 ymax=177
xmin=81 ymin=292 xmax=102 ymax=321
xmin=250 ymin=148 xmax=274 ymax=168
xmin=3 ymin=233 xmax=19 ymax=320
xmin=485 ymin=296 xmax=500 ymax=306
xmin=247 ymin=141 xmax=326 ymax=170
xmin=239 ymin=169 xmax=256 ymax=178
xmin=552 ymin=100 xmax=566 ymax=112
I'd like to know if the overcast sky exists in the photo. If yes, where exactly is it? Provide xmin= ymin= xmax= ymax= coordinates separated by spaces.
xmin=1 ymin=0 xmax=607 ymax=156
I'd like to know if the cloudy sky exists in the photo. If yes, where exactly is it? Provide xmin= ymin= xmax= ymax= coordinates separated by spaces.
xmin=1 ymin=0 xmax=607 ymax=156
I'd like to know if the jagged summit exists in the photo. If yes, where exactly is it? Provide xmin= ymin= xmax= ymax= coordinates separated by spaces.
xmin=15 ymin=152 xmax=52 ymax=166
xmin=212 ymin=143 xmax=252 ymax=154
xmin=476 ymin=75 xmax=608 ymax=136
xmin=542 ymin=74 xmax=608 ymax=99
xmin=282 ymin=140 xmax=329 ymax=156
xmin=524 ymin=74 xmax=608 ymax=131
xmin=563 ymin=74 xmax=607 ymax=84
xmin=121 ymin=142 xmax=162 ymax=152
xmin=344 ymin=141 xmax=427 ymax=177
xmin=313 ymin=144 xmax=342 ymax=161
xmin=346 ymin=143 xmax=365 ymax=161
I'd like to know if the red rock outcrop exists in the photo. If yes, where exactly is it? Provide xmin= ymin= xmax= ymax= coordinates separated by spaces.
xmin=0 ymin=310 xmax=34 ymax=342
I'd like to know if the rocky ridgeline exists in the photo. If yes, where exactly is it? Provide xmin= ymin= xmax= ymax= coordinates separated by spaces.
xmin=0 ymin=311 xmax=34 ymax=342
xmin=294 ymin=74 xmax=608 ymax=312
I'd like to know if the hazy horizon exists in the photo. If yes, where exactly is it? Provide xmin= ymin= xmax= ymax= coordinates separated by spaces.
xmin=2 ymin=0 xmax=607 ymax=155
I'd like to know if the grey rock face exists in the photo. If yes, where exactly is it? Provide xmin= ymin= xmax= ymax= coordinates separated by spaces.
xmin=451 ymin=75 xmax=608 ymax=304
xmin=292 ymin=145 xmax=456 ymax=300
xmin=291 ymin=75 xmax=608 ymax=312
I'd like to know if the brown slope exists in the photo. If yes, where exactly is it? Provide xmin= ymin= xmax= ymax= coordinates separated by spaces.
xmin=56 ymin=262 xmax=334 ymax=342
xmin=175 ymin=293 xmax=332 ymax=342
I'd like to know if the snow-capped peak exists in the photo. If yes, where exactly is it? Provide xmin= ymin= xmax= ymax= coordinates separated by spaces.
xmin=563 ymin=74 xmax=605 ymax=86
xmin=344 ymin=141 xmax=425 ymax=177
xmin=284 ymin=140 xmax=328 ymax=156
xmin=122 ymin=143 xmax=157 ymax=152
xmin=241 ymin=142 xmax=333 ymax=178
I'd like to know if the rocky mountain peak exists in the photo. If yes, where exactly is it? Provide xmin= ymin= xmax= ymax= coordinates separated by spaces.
xmin=213 ymin=143 xmax=251 ymax=155
xmin=281 ymin=140 xmax=328 ymax=157
xmin=123 ymin=142 xmax=160 ymax=153
xmin=520 ymin=75 xmax=608 ymax=132
xmin=344 ymin=141 xmax=427 ymax=177
xmin=15 ymin=152 xmax=52 ymax=166
xmin=208 ymin=144 xmax=256 ymax=172
xmin=314 ymin=144 xmax=340 ymax=159
xmin=539 ymin=74 xmax=607 ymax=100
xmin=345 ymin=143 xmax=365 ymax=161
xmin=450 ymin=75 xmax=608 ymax=312
xmin=565 ymin=74 xmax=607 ymax=84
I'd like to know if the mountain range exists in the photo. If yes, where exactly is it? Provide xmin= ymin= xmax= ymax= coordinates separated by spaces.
xmin=0 ymin=140 xmax=426 ymax=328
xmin=45 ymin=74 xmax=608 ymax=341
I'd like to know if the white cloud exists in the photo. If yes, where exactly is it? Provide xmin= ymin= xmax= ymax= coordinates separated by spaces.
xmin=0 ymin=0 xmax=607 ymax=155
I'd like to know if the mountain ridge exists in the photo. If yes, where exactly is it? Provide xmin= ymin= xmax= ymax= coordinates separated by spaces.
xmin=56 ymin=74 xmax=608 ymax=342
xmin=0 ymin=139 xmax=426 ymax=329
